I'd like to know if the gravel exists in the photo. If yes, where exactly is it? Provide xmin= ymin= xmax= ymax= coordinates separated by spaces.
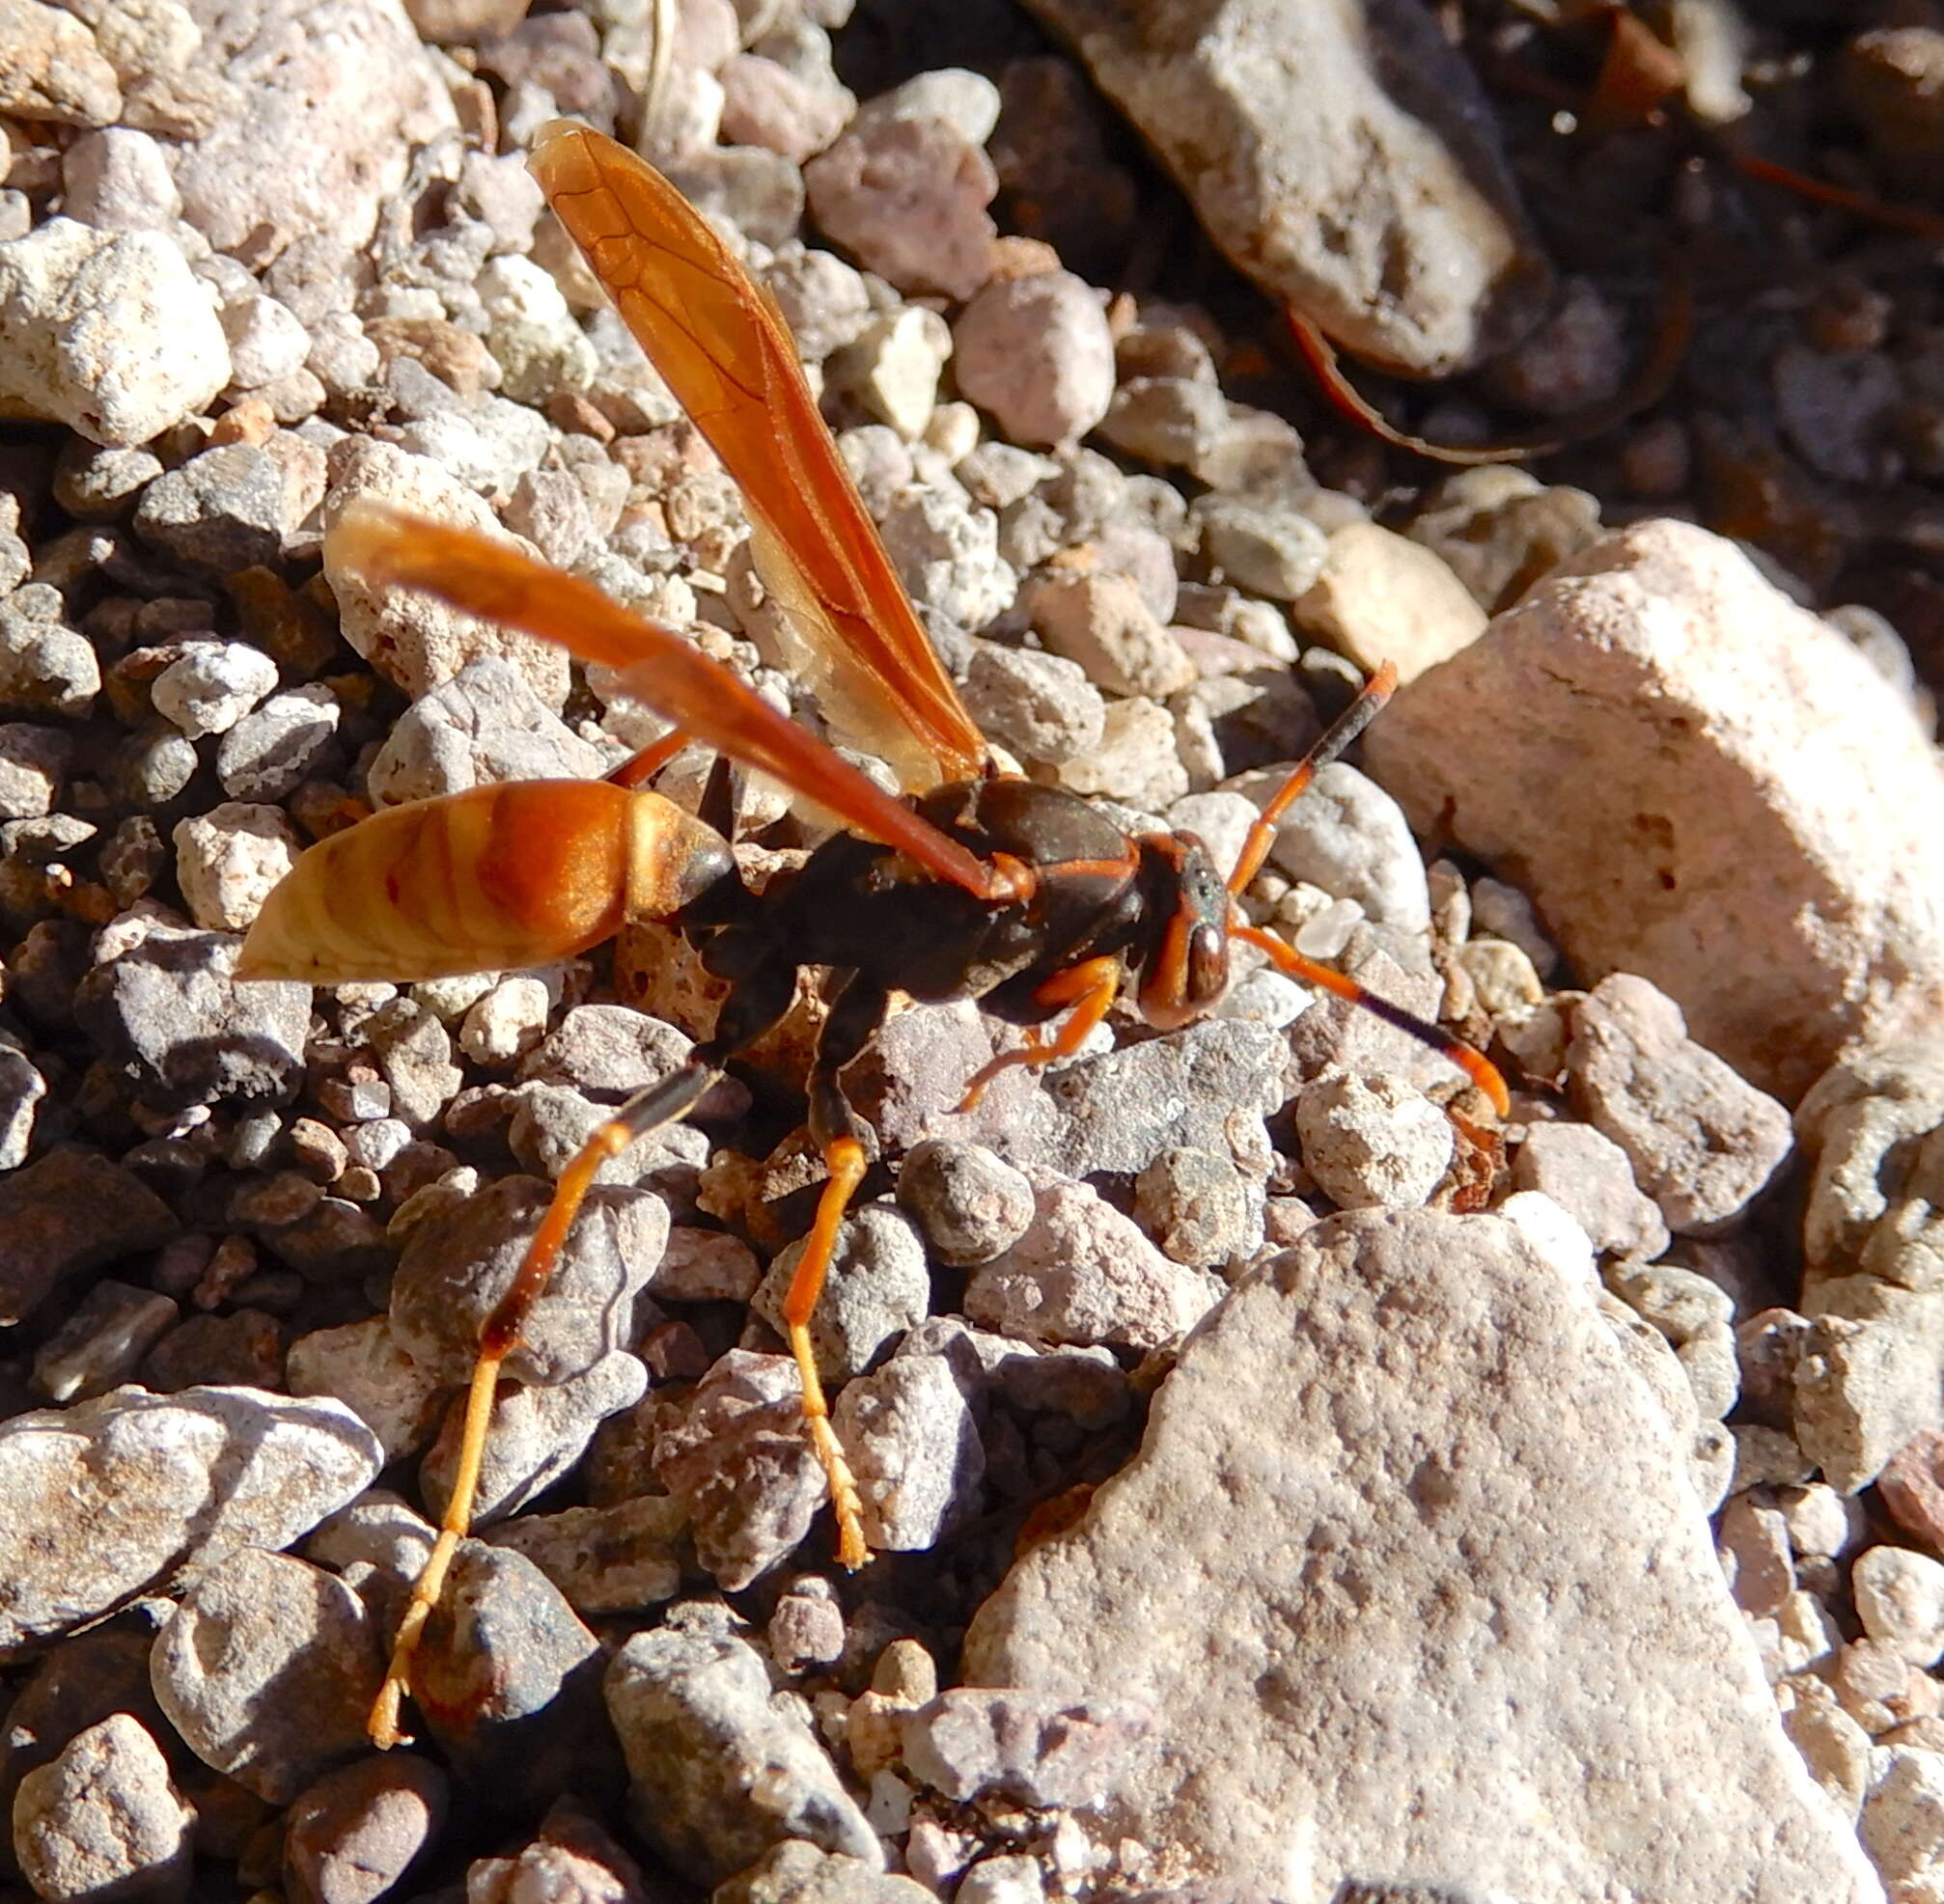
xmin=0 ymin=10 xmax=1936 ymax=1900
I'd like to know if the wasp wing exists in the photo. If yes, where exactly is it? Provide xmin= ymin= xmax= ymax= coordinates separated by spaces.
xmin=529 ymin=117 xmax=989 ymax=795
xmin=328 ymin=499 xmax=997 ymax=897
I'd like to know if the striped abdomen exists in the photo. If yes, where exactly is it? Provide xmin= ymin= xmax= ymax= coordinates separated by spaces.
xmin=236 ymin=779 xmax=732 ymax=984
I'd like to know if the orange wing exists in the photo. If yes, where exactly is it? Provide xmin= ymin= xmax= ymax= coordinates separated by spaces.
xmin=328 ymin=500 xmax=1003 ymax=900
xmin=529 ymin=118 xmax=989 ymax=795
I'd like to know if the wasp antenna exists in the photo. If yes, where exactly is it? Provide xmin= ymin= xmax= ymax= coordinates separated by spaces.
xmin=1235 ymin=923 xmax=1511 ymax=1118
xmin=1228 ymin=661 xmax=1400 ymax=897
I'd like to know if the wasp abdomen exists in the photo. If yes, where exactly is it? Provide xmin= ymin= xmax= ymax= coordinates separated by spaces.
xmin=236 ymin=780 xmax=723 ymax=984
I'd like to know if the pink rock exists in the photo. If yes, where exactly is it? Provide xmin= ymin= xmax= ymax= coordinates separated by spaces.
xmin=1881 ymin=1430 xmax=1944 ymax=1556
xmin=953 ymin=269 xmax=1116 ymax=448
xmin=1365 ymin=520 xmax=1944 ymax=1100
xmin=172 ymin=0 xmax=456 ymax=261
xmin=804 ymin=115 xmax=996 ymax=301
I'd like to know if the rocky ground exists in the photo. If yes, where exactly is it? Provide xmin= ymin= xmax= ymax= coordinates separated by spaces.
xmin=3 ymin=1 xmax=1944 ymax=1901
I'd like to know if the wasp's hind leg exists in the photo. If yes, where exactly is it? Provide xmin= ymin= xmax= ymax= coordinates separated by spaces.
xmin=781 ymin=974 xmax=895 ymax=1572
xmin=370 ymin=950 xmax=797 ymax=1750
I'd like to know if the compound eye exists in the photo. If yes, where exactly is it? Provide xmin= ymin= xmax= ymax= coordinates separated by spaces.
xmin=1184 ymin=920 xmax=1229 ymax=1008
xmin=1138 ymin=913 xmax=1229 ymax=1029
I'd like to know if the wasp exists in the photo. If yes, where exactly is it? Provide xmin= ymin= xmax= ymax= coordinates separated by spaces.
xmin=237 ymin=122 xmax=1508 ymax=1747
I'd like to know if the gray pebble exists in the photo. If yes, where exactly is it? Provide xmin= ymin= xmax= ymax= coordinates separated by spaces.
xmin=1022 ymin=567 xmax=1194 ymax=700
xmin=150 ymin=1547 xmax=381 ymax=1804
xmin=517 ymin=1003 xmax=693 ymax=1098
xmin=652 ymin=1349 xmax=828 ymax=1591
xmin=408 ymin=1541 xmax=607 ymax=1800
xmin=1194 ymin=495 xmax=1329 ymax=600
xmin=1040 ymin=1017 xmax=1286 ymax=1179
xmin=0 ymin=1037 xmax=46 ymax=1170
xmin=878 ymin=485 xmax=1014 ymax=630
xmin=282 ymin=1752 xmax=449 ymax=1904
xmin=961 ymin=641 xmax=1105 ymax=766
xmin=1511 ymin=1121 xmax=1670 ymax=1260
xmin=1567 ymin=974 xmax=1792 ymax=1231
xmin=131 ymin=443 xmax=291 ymax=572
xmin=766 ymin=1576 xmax=846 ymax=1677
xmin=216 ymin=683 xmax=340 ymax=801
xmin=509 ymin=1080 xmax=708 ymax=1207
xmin=362 ymin=999 xmax=463 ymax=1129
xmin=389 ymin=1173 xmax=664 ymax=1388
xmin=965 ymin=1173 xmax=1220 ymax=1350
xmin=285 ymin=1314 xmax=446 ymax=1464
xmin=419 ymin=1348 xmax=649 ymax=1527
xmin=896 ymin=1139 xmax=1036 ymax=1267
xmin=75 ymin=921 xmax=310 ymax=1113
xmin=900 ymin=1688 xmax=1152 ymax=1807
xmin=32 ymin=1278 xmax=180 ymax=1403
xmin=605 ymin=1626 xmax=879 ymax=1886
xmin=1244 ymin=759 xmax=1431 ymax=933
xmin=1133 ymin=1146 xmax=1260 ymax=1267
xmin=1 ymin=587 xmax=98 ymax=718
xmin=0 ymin=720 xmax=72 ymax=818
xmin=716 ymin=1840 xmax=936 ymax=1903
xmin=13 ymin=1714 xmax=193 ymax=1904
xmin=482 ymin=1496 xmax=687 ymax=1615
xmin=833 ymin=1350 xmax=985 ymax=1550
xmin=0 ymin=1386 xmax=381 ymax=1656
xmin=752 ymin=1202 xmax=930 ymax=1385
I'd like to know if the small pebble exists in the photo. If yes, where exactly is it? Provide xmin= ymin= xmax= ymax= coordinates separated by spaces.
xmin=964 ymin=1173 xmax=1219 ymax=1350
xmin=1295 ymin=1073 xmax=1455 ymax=1210
xmin=953 ymin=269 xmax=1115 ymax=447
xmin=605 ymin=1626 xmax=880 ymax=1885
xmin=1854 ymin=1544 xmax=1944 ymax=1668
xmin=13 ymin=1715 xmax=194 ymax=1904
xmin=896 ymin=1139 xmax=1037 ymax=1268
xmin=150 ymin=1547 xmax=382 ymax=1803
xmin=282 ymin=1753 xmax=449 ymax=1904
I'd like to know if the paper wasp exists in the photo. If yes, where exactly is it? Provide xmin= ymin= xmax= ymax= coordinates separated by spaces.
xmin=236 ymin=122 xmax=1508 ymax=1748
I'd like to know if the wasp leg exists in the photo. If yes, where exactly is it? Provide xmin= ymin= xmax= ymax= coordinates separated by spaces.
xmin=1233 ymin=922 xmax=1510 ymax=1117
xmin=371 ymin=952 xmax=800 ymax=1749
xmin=370 ymin=1056 xmax=726 ymax=1749
xmin=606 ymin=725 xmax=691 ymax=788
xmin=782 ymin=975 xmax=895 ymax=1572
xmin=957 ymin=954 xmax=1121 ymax=1112
xmin=1226 ymin=661 xmax=1398 ymax=897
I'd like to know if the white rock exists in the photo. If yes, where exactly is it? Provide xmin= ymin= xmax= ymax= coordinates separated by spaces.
xmin=1293 ymin=520 xmax=1488 ymax=682
xmin=0 ymin=1386 xmax=383 ymax=1653
xmin=1854 ymin=1544 xmax=1944 ymax=1667
xmin=150 ymin=640 xmax=278 ymax=737
xmin=963 ymin=1208 xmax=1883 ymax=1901
xmin=61 ymin=126 xmax=181 ymax=233
xmin=836 ymin=305 xmax=951 ymax=441
xmin=13 ymin=1715 xmax=192 ymax=1904
xmin=1295 ymin=1071 xmax=1454 ymax=1209
xmin=221 ymin=291 xmax=311 ymax=389
xmin=1366 ymin=520 xmax=1944 ymax=1100
xmin=1255 ymin=759 xmax=1432 ymax=933
xmin=322 ymin=441 xmax=569 ymax=709
xmin=0 ymin=218 xmax=228 ymax=444
xmin=172 ymin=801 xmax=301 ymax=931
xmin=1864 ymin=1745 xmax=1944 ymax=1889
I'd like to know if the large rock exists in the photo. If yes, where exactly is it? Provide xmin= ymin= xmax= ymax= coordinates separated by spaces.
xmin=0 ymin=1388 xmax=382 ymax=1659
xmin=1014 ymin=0 xmax=1551 ymax=374
xmin=963 ymin=1208 xmax=1880 ymax=1902
xmin=1365 ymin=520 xmax=1944 ymax=1101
